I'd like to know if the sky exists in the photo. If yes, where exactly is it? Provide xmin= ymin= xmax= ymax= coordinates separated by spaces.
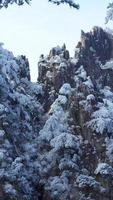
xmin=0 ymin=0 xmax=112 ymax=81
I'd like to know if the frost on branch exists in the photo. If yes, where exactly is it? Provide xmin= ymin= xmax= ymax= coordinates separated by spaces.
xmin=0 ymin=0 xmax=31 ymax=8
xmin=76 ymin=174 xmax=105 ymax=193
xmin=95 ymin=163 xmax=113 ymax=177
xmin=48 ymin=0 xmax=79 ymax=9
xmin=87 ymin=88 xmax=113 ymax=136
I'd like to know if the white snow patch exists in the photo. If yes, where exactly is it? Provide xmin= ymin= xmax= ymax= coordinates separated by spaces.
xmin=100 ymin=59 xmax=113 ymax=69
xmin=59 ymin=83 xmax=72 ymax=96
xmin=95 ymin=163 xmax=113 ymax=176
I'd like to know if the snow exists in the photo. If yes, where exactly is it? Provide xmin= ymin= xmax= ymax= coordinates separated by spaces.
xmin=74 ymin=66 xmax=87 ymax=81
xmin=13 ymin=92 xmax=41 ymax=113
xmin=46 ymin=175 xmax=70 ymax=200
xmin=59 ymin=62 xmax=67 ymax=69
xmin=40 ymin=84 xmax=71 ymax=143
xmin=50 ymin=132 xmax=80 ymax=151
xmin=79 ymin=95 xmax=95 ymax=112
xmin=90 ymin=46 xmax=96 ymax=53
xmin=74 ymin=66 xmax=94 ymax=92
xmin=1 ymin=30 xmax=113 ymax=199
xmin=100 ymin=86 xmax=113 ymax=100
xmin=70 ymin=58 xmax=78 ymax=65
xmin=50 ymin=55 xmax=61 ymax=65
xmin=39 ymin=110 xmax=68 ymax=142
xmin=106 ymin=138 xmax=113 ymax=162
xmin=38 ymin=89 xmax=69 ymax=142
xmin=84 ymin=76 xmax=94 ymax=89
xmin=49 ymin=101 xmax=65 ymax=116
xmin=0 ymin=104 xmax=6 ymax=114
xmin=87 ymin=100 xmax=113 ymax=134
xmin=86 ymin=94 xmax=95 ymax=101
xmin=76 ymin=174 xmax=103 ymax=191
xmin=0 ymin=150 xmax=4 ymax=161
xmin=4 ymin=183 xmax=17 ymax=196
xmin=59 ymin=156 xmax=79 ymax=171
xmin=0 ymin=130 xmax=5 ymax=140
xmin=46 ymin=71 xmax=53 ymax=79
xmin=81 ymin=103 xmax=93 ymax=114
xmin=100 ymin=59 xmax=113 ymax=69
xmin=53 ymin=55 xmax=61 ymax=64
xmin=57 ymin=95 xmax=68 ymax=105
xmin=26 ymin=82 xmax=43 ymax=96
xmin=59 ymin=83 xmax=72 ymax=96
xmin=37 ymin=81 xmax=81 ymax=199
xmin=0 ymin=44 xmax=44 ymax=199
xmin=95 ymin=163 xmax=113 ymax=176
xmin=10 ymin=157 xmax=24 ymax=177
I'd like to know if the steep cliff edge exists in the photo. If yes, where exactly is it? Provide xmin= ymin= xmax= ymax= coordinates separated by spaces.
xmin=1 ymin=27 xmax=113 ymax=200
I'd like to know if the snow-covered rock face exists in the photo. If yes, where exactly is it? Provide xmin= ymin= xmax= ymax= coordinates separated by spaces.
xmin=2 ymin=26 xmax=113 ymax=200
xmin=36 ymin=27 xmax=113 ymax=200
xmin=37 ymin=45 xmax=76 ymax=111
xmin=80 ymin=26 xmax=112 ymax=62
xmin=75 ymin=27 xmax=113 ymax=91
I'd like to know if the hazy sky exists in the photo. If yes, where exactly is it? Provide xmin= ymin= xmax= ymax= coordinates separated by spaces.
xmin=0 ymin=0 xmax=112 ymax=81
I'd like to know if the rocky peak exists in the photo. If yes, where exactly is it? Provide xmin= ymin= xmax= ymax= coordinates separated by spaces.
xmin=38 ymin=27 xmax=113 ymax=112
xmin=74 ymin=27 xmax=113 ymax=91
xmin=77 ymin=26 xmax=112 ymax=63
xmin=38 ymin=45 xmax=74 ymax=110
xmin=16 ymin=55 xmax=31 ymax=81
xmin=36 ymin=28 xmax=113 ymax=199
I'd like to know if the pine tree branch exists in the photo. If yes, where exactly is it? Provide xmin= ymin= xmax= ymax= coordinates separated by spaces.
xmin=48 ymin=0 xmax=79 ymax=9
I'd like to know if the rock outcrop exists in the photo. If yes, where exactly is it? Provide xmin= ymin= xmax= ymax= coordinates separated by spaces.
xmin=37 ymin=27 xmax=113 ymax=200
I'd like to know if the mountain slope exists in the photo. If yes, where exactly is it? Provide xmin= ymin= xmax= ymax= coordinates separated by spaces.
xmin=1 ymin=27 xmax=113 ymax=199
